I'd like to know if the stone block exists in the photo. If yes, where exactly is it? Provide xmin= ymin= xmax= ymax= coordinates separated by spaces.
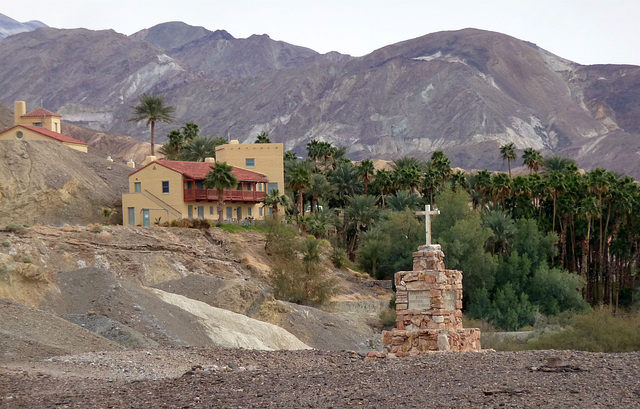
xmin=425 ymin=274 xmax=436 ymax=283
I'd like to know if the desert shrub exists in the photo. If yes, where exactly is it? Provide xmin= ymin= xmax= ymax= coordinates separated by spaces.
xmin=101 ymin=208 xmax=113 ymax=225
xmin=216 ymin=223 xmax=267 ymax=234
xmin=526 ymin=308 xmax=640 ymax=352
xmin=270 ymin=236 xmax=338 ymax=306
xmin=59 ymin=243 xmax=69 ymax=251
xmin=2 ymin=240 xmax=10 ymax=247
xmin=6 ymin=223 xmax=27 ymax=234
xmin=22 ymin=256 xmax=32 ymax=264
xmin=379 ymin=308 xmax=397 ymax=329
xmin=91 ymin=224 xmax=103 ymax=233
xmin=330 ymin=247 xmax=348 ymax=268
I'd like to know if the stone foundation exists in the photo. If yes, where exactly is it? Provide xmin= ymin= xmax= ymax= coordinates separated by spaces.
xmin=380 ymin=244 xmax=481 ymax=355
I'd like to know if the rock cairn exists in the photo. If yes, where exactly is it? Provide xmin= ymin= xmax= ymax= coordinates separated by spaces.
xmin=371 ymin=244 xmax=481 ymax=360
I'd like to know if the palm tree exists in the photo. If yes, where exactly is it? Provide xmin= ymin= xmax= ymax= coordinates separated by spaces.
xmin=204 ymin=162 xmax=238 ymax=225
xmin=543 ymin=155 xmax=576 ymax=174
xmin=261 ymin=189 xmax=290 ymax=217
xmin=158 ymin=129 xmax=185 ymax=160
xmin=499 ymin=143 xmax=517 ymax=178
xmin=307 ymin=173 xmax=333 ymax=213
xmin=181 ymin=122 xmax=199 ymax=141
xmin=128 ymin=93 xmax=175 ymax=156
xmin=430 ymin=151 xmax=452 ymax=183
xmin=483 ymin=209 xmax=515 ymax=255
xmin=328 ymin=162 xmax=363 ymax=206
xmin=306 ymin=140 xmax=322 ymax=172
xmin=255 ymin=131 xmax=272 ymax=144
xmin=422 ymin=167 xmax=441 ymax=206
xmin=289 ymin=166 xmax=312 ymax=216
xmin=358 ymin=159 xmax=376 ymax=195
xmin=181 ymin=136 xmax=226 ymax=161
xmin=490 ymin=173 xmax=511 ymax=210
xmin=388 ymin=190 xmax=421 ymax=211
xmin=449 ymin=170 xmax=467 ymax=192
xmin=345 ymin=194 xmax=380 ymax=257
xmin=522 ymin=148 xmax=542 ymax=174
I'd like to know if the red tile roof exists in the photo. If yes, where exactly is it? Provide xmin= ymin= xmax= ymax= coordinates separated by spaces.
xmin=130 ymin=160 xmax=268 ymax=182
xmin=22 ymin=108 xmax=62 ymax=118
xmin=2 ymin=125 xmax=87 ymax=145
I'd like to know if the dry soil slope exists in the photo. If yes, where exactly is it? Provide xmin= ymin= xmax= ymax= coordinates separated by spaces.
xmin=0 ymin=140 xmax=129 ymax=226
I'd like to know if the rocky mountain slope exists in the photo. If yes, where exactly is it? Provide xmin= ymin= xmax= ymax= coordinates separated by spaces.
xmin=1 ymin=23 xmax=640 ymax=176
xmin=0 ymin=141 xmax=130 ymax=226
xmin=0 ymin=13 xmax=46 ymax=40
xmin=0 ymin=224 xmax=391 ymax=358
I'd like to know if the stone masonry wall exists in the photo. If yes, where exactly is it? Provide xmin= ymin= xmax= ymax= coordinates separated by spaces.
xmin=379 ymin=244 xmax=481 ymax=357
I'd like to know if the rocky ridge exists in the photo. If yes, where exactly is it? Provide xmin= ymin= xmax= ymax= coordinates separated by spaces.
xmin=1 ymin=25 xmax=640 ymax=176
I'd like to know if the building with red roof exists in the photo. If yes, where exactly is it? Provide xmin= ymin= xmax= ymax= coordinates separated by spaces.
xmin=0 ymin=101 xmax=87 ymax=152
xmin=122 ymin=159 xmax=270 ymax=225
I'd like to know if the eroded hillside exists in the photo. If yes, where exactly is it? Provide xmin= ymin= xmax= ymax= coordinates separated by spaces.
xmin=0 ymin=224 xmax=392 ymax=359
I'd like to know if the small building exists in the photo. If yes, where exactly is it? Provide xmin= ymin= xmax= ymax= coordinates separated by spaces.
xmin=122 ymin=159 xmax=270 ymax=226
xmin=0 ymin=101 xmax=88 ymax=152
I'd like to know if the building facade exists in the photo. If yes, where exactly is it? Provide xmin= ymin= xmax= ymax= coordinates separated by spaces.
xmin=215 ymin=140 xmax=284 ymax=196
xmin=122 ymin=160 xmax=270 ymax=226
xmin=0 ymin=101 xmax=88 ymax=152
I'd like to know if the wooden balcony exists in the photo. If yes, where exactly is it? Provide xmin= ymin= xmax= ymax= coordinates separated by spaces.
xmin=184 ymin=188 xmax=266 ymax=202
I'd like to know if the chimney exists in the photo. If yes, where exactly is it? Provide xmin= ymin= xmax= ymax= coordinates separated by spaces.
xmin=204 ymin=157 xmax=216 ymax=163
xmin=127 ymin=159 xmax=136 ymax=168
xmin=230 ymin=139 xmax=239 ymax=145
xmin=14 ymin=101 xmax=26 ymax=125
xmin=142 ymin=156 xmax=157 ymax=166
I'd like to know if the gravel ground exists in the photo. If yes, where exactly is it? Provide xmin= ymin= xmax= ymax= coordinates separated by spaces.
xmin=1 ymin=347 xmax=639 ymax=408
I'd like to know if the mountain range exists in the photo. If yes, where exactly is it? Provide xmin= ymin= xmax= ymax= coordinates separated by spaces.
xmin=0 ymin=15 xmax=639 ymax=177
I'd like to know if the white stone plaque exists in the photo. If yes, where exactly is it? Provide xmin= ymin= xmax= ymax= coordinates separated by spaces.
xmin=408 ymin=290 xmax=431 ymax=311
xmin=444 ymin=290 xmax=457 ymax=310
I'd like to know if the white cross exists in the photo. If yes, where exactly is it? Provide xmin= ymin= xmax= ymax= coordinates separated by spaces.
xmin=415 ymin=204 xmax=440 ymax=245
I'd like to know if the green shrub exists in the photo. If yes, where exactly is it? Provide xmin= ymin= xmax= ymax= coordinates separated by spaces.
xmin=379 ymin=308 xmax=397 ymax=329
xmin=59 ymin=243 xmax=69 ymax=251
xmin=22 ymin=256 xmax=32 ymax=264
xmin=6 ymin=223 xmax=27 ymax=234
xmin=2 ymin=240 xmax=10 ymax=248
xmin=526 ymin=308 xmax=640 ymax=352
xmin=330 ymin=247 xmax=348 ymax=268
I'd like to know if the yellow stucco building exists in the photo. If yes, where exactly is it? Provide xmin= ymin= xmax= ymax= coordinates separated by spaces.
xmin=215 ymin=140 xmax=284 ymax=197
xmin=122 ymin=159 xmax=272 ymax=226
xmin=0 ymin=101 xmax=88 ymax=152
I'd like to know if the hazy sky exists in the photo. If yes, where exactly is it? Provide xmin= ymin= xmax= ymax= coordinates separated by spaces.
xmin=3 ymin=0 xmax=639 ymax=65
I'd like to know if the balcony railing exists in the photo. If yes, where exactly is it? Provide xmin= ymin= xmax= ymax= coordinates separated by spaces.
xmin=184 ymin=188 xmax=266 ymax=202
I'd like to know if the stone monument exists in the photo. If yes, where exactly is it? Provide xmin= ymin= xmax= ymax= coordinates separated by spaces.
xmin=380 ymin=206 xmax=481 ymax=356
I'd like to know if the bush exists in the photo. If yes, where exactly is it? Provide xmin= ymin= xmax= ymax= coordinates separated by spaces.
xmin=269 ymin=234 xmax=338 ymax=306
xmin=22 ymin=256 xmax=32 ymax=264
xmin=330 ymin=247 xmax=348 ymax=268
xmin=526 ymin=308 xmax=640 ymax=352
xmin=2 ymin=240 xmax=10 ymax=247
xmin=6 ymin=223 xmax=27 ymax=234
xmin=379 ymin=308 xmax=397 ymax=329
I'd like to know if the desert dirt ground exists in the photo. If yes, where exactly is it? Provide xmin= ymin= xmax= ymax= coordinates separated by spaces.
xmin=1 ymin=347 xmax=639 ymax=408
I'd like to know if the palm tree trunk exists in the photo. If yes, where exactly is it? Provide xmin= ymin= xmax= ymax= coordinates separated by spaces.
xmin=150 ymin=120 xmax=155 ymax=156
xmin=298 ymin=190 xmax=304 ymax=216
xmin=217 ymin=188 xmax=224 ymax=225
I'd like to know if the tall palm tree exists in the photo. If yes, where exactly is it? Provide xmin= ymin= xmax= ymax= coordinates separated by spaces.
xmin=307 ymin=173 xmax=333 ymax=213
xmin=289 ymin=166 xmax=312 ymax=216
xmin=129 ymin=93 xmax=175 ymax=156
xmin=522 ymin=148 xmax=542 ymax=174
xmin=306 ymin=140 xmax=322 ymax=172
xmin=328 ymin=162 xmax=363 ymax=206
xmin=255 ymin=131 xmax=272 ymax=144
xmin=499 ymin=143 xmax=517 ymax=178
xmin=430 ymin=151 xmax=452 ymax=183
xmin=358 ymin=159 xmax=376 ymax=195
xmin=422 ymin=167 xmax=442 ymax=206
xmin=388 ymin=190 xmax=421 ymax=212
xmin=449 ymin=170 xmax=468 ymax=192
xmin=204 ymin=162 xmax=238 ymax=225
xmin=345 ymin=194 xmax=380 ymax=257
